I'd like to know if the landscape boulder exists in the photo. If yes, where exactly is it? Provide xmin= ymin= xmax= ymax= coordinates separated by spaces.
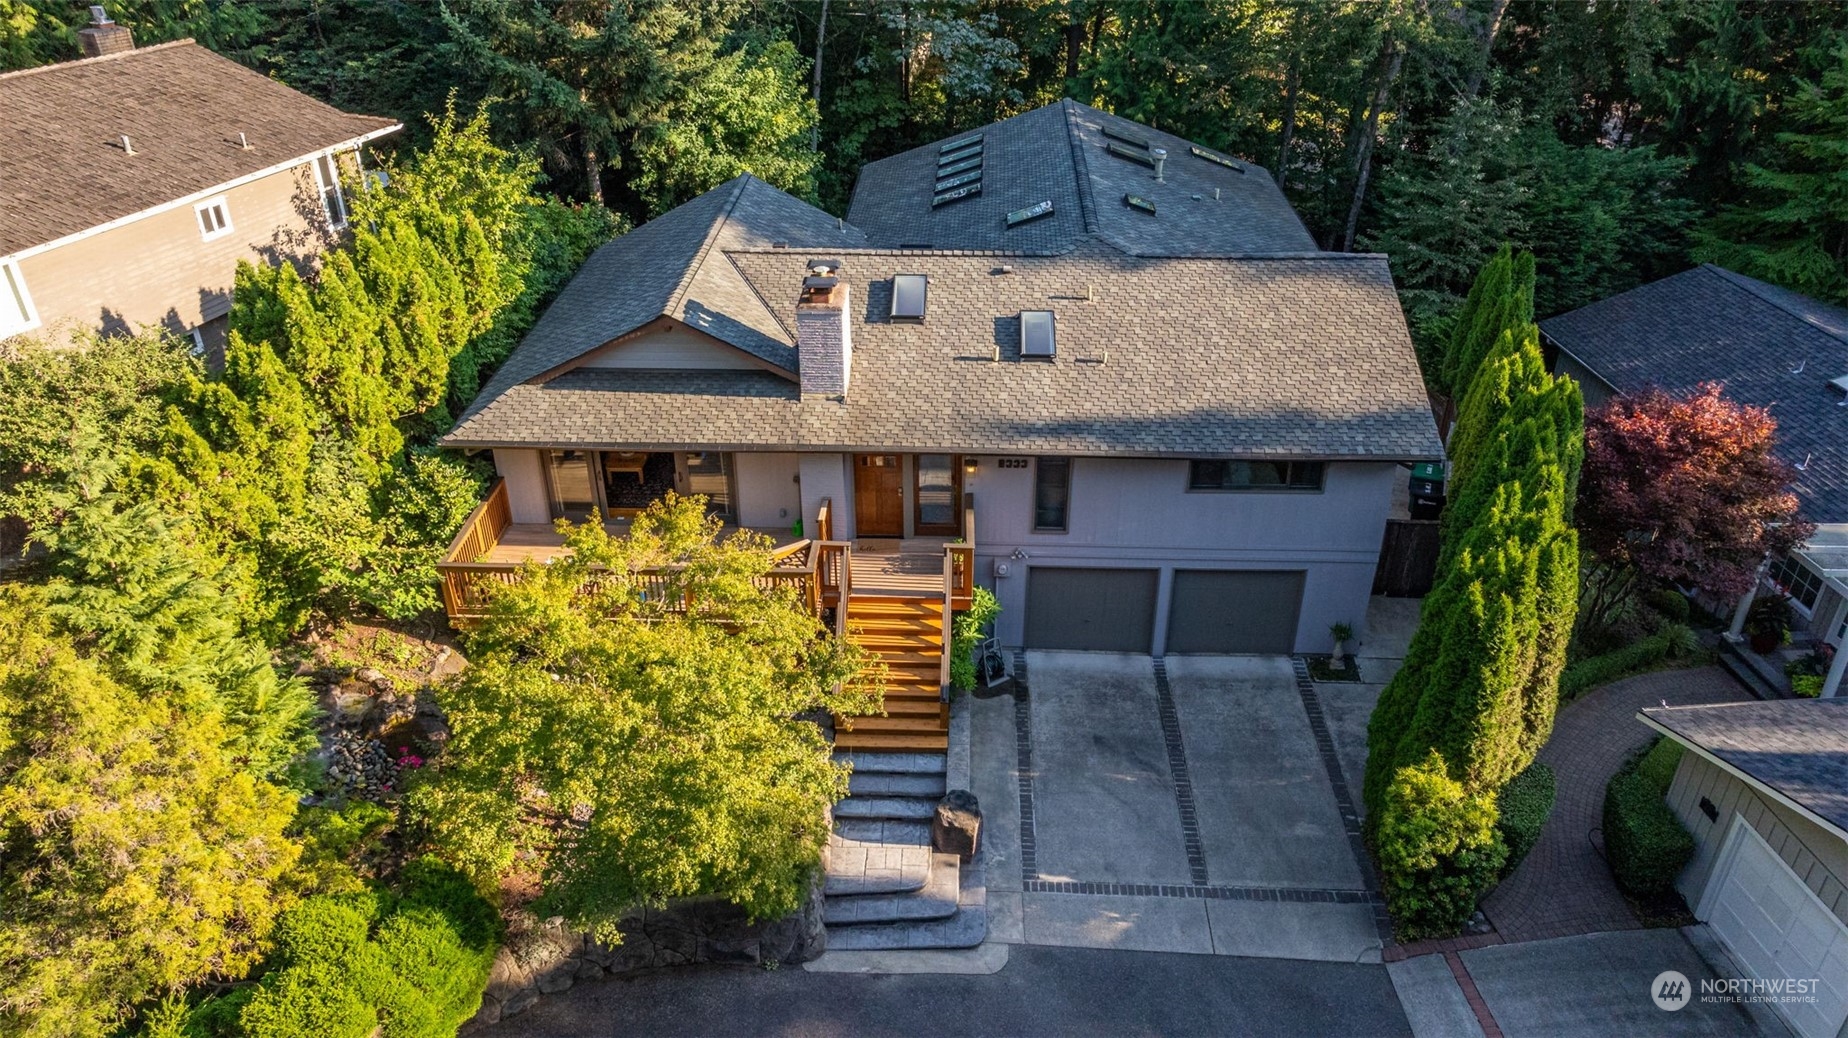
xmin=933 ymin=789 xmax=982 ymax=860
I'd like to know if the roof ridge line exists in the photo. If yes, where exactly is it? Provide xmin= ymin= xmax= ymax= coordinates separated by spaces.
xmin=0 ymin=37 xmax=197 ymax=83
xmin=666 ymin=175 xmax=753 ymax=318
xmin=1703 ymin=263 xmax=1848 ymax=347
xmin=1061 ymin=98 xmax=1100 ymax=237
xmin=724 ymin=250 xmax=799 ymax=345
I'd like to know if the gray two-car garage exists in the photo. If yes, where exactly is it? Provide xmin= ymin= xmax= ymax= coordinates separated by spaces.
xmin=1023 ymin=566 xmax=1305 ymax=655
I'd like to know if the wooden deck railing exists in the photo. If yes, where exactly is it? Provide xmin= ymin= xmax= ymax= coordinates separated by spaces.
xmin=815 ymin=497 xmax=834 ymax=542
xmin=438 ymin=479 xmax=513 ymax=619
xmin=817 ymin=539 xmax=850 ymax=612
xmin=434 ymin=482 xmax=827 ymax=624
xmin=944 ymin=491 xmax=975 ymax=611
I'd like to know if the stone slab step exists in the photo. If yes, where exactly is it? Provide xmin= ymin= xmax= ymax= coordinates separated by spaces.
xmin=834 ymin=796 xmax=938 ymax=822
xmin=849 ymin=770 xmax=948 ymax=798
xmin=832 ymin=818 xmax=932 ymax=845
xmin=825 ymin=832 xmax=931 ymax=896
xmin=824 ymin=905 xmax=987 ymax=951
xmin=825 ymin=852 xmax=960 ymax=925
xmin=835 ymin=752 xmax=947 ymax=776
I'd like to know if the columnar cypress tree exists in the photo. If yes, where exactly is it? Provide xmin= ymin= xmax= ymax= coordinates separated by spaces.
xmin=1440 ymin=245 xmax=1536 ymax=403
xmin=1367 ymin=323 xmax=1581 ymax=814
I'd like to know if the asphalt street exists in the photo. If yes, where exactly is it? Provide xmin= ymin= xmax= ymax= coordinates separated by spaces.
xmin=490 ymin=945 xmax=1413 ymax=1038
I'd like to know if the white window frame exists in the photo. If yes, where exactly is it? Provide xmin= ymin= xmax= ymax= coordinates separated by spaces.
xmin=0 ymin=259 xmax=40 ymax=337
xmin=312 ymin=151 xmax=349 ymax=229
xmin=194 ymin=196 xmax=234 ymax=242
xmin=187 ymin=326 xmax=207 ymax=356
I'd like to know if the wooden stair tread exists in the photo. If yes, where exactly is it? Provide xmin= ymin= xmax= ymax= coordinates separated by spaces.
xmin=832 ymin=732 xmax=949 ymax=752
xmin=836 ymin=715 xmax=947 ymax=733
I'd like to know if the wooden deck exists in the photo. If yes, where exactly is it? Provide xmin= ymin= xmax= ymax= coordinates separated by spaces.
xmin=479 ymin=521 xmax=799 ymax=565
xmin=850 ymin=540 xmax=955 ymax=597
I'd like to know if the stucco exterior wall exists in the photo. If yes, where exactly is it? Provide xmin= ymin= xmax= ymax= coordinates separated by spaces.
xmin=494 ymin=449 xmax=550 ymax=525
xmin=961 ymin=457 xmax=1394 ymax=654
xmin=11 ymin=158 xmax=339 ymax=343
xmin=733 ymin=452 xmax=801 ymax=529
xmin=1666 ymin=750 xmax=1848 ymax=928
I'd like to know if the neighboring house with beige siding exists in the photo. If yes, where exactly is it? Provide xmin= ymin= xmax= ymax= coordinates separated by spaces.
xmin=1641 ymin=700 xmax=1848 ymax=1038
xmin=0 ymin=17 xmax=399 ymax=356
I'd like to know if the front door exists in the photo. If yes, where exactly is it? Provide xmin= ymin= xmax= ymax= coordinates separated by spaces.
xmin=853 ymin=454 xmax=904 ymax=537
xmin=914 ymin=453 xmax=962 ymax=536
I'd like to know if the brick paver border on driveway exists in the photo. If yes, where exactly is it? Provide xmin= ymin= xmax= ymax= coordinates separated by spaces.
xmin=1480 ymin=666 xmax=1751 ymax=943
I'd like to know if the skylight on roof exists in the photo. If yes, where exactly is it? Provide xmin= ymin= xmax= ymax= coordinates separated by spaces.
xmin=1190 ymin=145 xmax=1246 ymax=174
xmin=1106 ymin=141 xmax=1156 ymax=167
xmin=891 ymin=274 xmax=927 ymax=320
xmin=1020 ymin=310 xmax=1056 ymax=358
xmin=1101 ymin=125 xmax=1152 ymax=150
xmin=932 ymin=133 xmax=985 ymax=207
xmin=1006 ymin=200 xmax=1054 ymax=227
xmin=1124 ymin=193 xmax=1157 ymax=215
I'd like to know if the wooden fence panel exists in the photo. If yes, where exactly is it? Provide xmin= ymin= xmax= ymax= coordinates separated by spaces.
xmin=1373 ymin=519 xmax=1441 ymax=597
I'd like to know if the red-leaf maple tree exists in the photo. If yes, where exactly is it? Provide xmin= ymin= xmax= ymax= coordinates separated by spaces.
xmin=1577 ymin=382 xmax=1813 ymax=628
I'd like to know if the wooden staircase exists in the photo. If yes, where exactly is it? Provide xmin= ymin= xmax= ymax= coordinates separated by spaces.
xmin=834 ymin=594 xmax=950 ymax=752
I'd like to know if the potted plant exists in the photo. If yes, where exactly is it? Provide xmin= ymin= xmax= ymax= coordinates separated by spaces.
xmin=1329 ymin=622 xmax=1355 ymax=670
xmin=1744 ymin=595 xmax=1793 ymax=655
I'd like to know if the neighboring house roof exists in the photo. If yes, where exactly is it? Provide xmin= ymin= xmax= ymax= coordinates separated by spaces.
xmin=1640 ymin=699 xmax=1848 ymax=839
xmin=446 ymin=101 xmax=1442 ymax=462
xmin=1540 ymin=264 xmax=1848 ymax=522
xmin=466 ymin=174 xmax=867 ymax=410
xmin=446 ymin=244 xmax=1441 ymax=460
xmin=844 ymin=98 xmax=1317 ymax=257
xmin=0 ymin=40 xmax=400 ymax=258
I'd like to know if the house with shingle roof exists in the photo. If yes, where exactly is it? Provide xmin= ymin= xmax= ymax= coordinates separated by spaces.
xmin=1543 ymin=265 xmax=1848 ymax=697
xmin=0 ymin=9 xmax=399 ymax=356
xmin=438 ymin=98 xmax=1443 ymax=751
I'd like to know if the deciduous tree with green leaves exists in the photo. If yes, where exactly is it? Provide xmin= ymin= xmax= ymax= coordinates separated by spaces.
xmin=410 ymin=494 xmax=879 ymax=941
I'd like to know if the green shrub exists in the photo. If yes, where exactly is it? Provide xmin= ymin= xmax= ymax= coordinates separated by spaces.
xmin=1635 ymin=737 xmax=1685 ymax=794
xmin=949 ymin=586 xmax=1001 ymax=692
xmin=1375 ymin=752 xmax=1508 ymax=941
xmin=1644 ymin=587 xmax=1691 ymax=625
xmin=1792 ymin=673 xmax=1824 ymax=697
xmin=1784 ymin=652 xmax=1829 ymax=698
xmin=1495 ymin=761 xmax=1555 ymax=875
xmin=238 ymin=859 xmax=500 ymax=1038
xmin=1602 ymin=747 xmax=1695 ymax=897
xmin=1558 ymin=624 xmax=1697 ymax=701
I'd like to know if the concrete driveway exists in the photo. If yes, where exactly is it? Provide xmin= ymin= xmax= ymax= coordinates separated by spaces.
xmin=970 ymin=651 xmax=1383 ymax=964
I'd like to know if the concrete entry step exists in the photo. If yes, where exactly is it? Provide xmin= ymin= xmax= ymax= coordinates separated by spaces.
xmin=825 ymin=905 xmax=987 ymax=951
xmin=825 ymin=829 xmax=931 ymax=896
xmin=831 ymin=818 xmax=931 ymax=845
xmin=834 ymin=796 xmax=938 ymax=822
xmin=849 ymin=770 xmax=948 ymax=798
xmin=825 ymin=852 xmax=961 ymax=925
xmin=834 ymin=752 xmax=947 ymax=776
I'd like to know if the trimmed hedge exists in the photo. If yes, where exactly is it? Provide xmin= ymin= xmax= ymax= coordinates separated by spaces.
xmin=1635 ymin=737 xmax=1684 ymax=794
xmin=1495 ymin=761 xmax=1555 ymax=875
xmin=1560 ymin=624 xmax=1697 ymax=702
xmin=1375 ymin=752 xmax=1508 ymax=941
xmin=1602 ymin=741 xmax=1694 ymax=897
xmin=236 ymin=858 xmax=501 ymax=1038
xmin=1644 ymin=587 xmax=1691 ymax=625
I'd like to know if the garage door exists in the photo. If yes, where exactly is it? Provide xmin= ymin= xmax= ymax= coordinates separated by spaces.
xmin=1165 ymin=570 xmax=1304 ymax=654
xmin=1024 ymin=568 xmax=1157 ymax=653
xmin=1707 ymin=821 xmax=1848 ymax=1038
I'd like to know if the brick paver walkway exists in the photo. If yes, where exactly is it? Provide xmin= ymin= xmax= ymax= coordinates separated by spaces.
xmin=1481 ymin=666 xmax=1749 ymax=943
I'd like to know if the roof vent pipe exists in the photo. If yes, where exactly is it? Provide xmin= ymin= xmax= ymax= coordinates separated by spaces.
xmin=120 ymin=134 xmax=134 ymax=155
xmin=1150 ymin=147 xmax=1168 ymax=182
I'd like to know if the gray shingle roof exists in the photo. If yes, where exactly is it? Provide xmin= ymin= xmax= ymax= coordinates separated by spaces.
xmin=463 ymin=174 xmax=867 ymax=414
xmin=1641 ymin=699 xmax=1848 ymax=836
xmin=0 ymin=40 xmax=399 ymax=257
xmin=446 ymin=101 xmax=1439 ymax=461
xmin=843 ymin=98 xmax=1317 ymax=257
xmin=445 ymin=247 xmax=1441 ymax=460
xmin=1541 ymin=264 xmax=1848 ymax=522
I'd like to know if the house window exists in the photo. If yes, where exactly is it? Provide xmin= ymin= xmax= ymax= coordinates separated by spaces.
xmin=1034 ymin=457 xmax=1071 ymax=532
xmin=313 ymin=152 xmax=349 ymax=228
xmin=195 ymin=196 xmax=233 ymax=241
xmin=187 ymin=327 xmax=206 ymax=356
xmin=0 ymin=259 xmax=38 ymax=337
xmin=1769 ymin=554 xmax=1823 ymax=613
xmin=1188 ymin=459 xmax=1325 ymax=492
xmin=544 ymin=449 xmax=598 ymax=521
xmin=682 ymin=452 xmax=734 ymax=521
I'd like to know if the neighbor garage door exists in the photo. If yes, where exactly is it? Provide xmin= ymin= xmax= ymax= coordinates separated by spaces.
xmin=1165 ymin=570 xmax=1304 ymax=654
xmin=1023 ymin=567 xmax=1157 ymax=653
xmin=1707 ymin=821 xmax=1848 ymax=1038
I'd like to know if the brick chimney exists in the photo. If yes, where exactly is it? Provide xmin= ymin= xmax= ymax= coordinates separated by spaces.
xmin=795 ymin=260 xmax=851 ymax=396
xmin=78 ymin=6 xmax=134 ymax=58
